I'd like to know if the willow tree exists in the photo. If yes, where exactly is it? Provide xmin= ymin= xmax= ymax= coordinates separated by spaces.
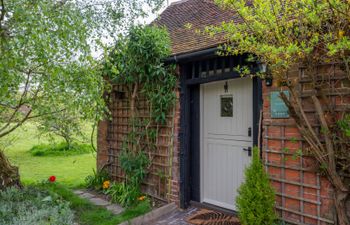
xmin=209 ymin=0 xmax=350 ymax=224
xmin=0 ymin=0 xmax=164 ymax=189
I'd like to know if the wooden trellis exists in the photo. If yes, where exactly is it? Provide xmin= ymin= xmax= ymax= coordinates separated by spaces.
xmin=106 ymin=84 xmax=177 ymax=201
xmin=263 ymin=63 xmax=350 ymax=225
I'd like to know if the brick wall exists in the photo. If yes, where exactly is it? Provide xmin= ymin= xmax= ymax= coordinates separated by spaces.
xmin=97 ymin=82 xmax=181 ymax=206
xmin=261 ymin=65 xmax=345 ymax=224
xmin=97 ymin=63 xmax=348 ymax=221
xmin=97 ymin=120 xmax=109 ymax=169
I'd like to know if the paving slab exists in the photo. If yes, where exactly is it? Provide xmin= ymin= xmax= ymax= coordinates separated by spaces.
xmin=152 ymin=207 xmax=198 ymax=225
xmin=73 ymin=190 xmax=84 ymax=195
xmin=80 ymin=192 xmax=95 ymax=199
xmin=106 ymin=204 xmax=124 ymax=214
xmin=89 ymin=197 xmax=111 ymax=206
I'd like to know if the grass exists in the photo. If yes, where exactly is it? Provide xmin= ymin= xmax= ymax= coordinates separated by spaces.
xmin=2 ymin=122 xmax=96 ymax=187
xmin=39 ymin=183 xmax=151 ymax=225
xmin=1 ymin=123 xmax=152 ymax=224
xmin=29 ymin=142 xmax=93 ymax=157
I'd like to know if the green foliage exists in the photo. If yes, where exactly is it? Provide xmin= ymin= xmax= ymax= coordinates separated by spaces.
xmin=36 ymin=110 xmax=86 ymax=148
xmin=236 ymin=147 xmax=277 ymax=225
xmin=211 ymin=0 xmax=350 ymax=79
xmin=105 ymin=182 xmax=143 ymax=207
xmin=85 ymin=169 xmax=110 ymax=191
xmin=105 ymin=25 xmax=177 ymax=124
xmin=0 ymin=0 xmax=103 ymax=139
xmin=41 ymin=183 xmax=151 ymax=225
xmin=29 ymin=142 xmax=92 ymax=157
xmin=108 ymin=150 xmax=150 ymax=206
xmin=337 ymin=114 xmax=350 ymax=137
xmin=0 ymin=0 xmax=165 ymax=139
xmin=120 ymin=150 xmax=149 ymax=187
xmin=0 ymin=187 xmax=74 ymax=225
xmin=103 ymin=25 xmax=176 ymax=204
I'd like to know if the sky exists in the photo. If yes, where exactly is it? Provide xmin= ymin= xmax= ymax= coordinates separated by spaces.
xmin=92 ymin=0 xmax=183 ymax=58
xmin=145 ymin=0 xmax=182 ymax=23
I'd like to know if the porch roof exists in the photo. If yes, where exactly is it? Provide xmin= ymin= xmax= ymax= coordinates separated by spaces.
xmin=153 ymin=0 xmax=240 ymax=56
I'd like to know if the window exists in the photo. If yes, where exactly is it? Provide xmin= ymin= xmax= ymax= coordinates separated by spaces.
xmin=221 ymin=95 xmax=233 ymax=117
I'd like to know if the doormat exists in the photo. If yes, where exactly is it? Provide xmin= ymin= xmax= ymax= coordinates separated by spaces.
xmin=186 ymin=209 xmax=240 ymax=225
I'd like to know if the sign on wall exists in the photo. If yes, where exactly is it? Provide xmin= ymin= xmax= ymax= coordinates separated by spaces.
xmin=270 ymin=91 xmax=290 ymax=118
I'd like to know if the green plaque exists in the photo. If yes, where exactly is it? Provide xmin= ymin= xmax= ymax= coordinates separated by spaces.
xmin=271 ymin=91 xmax=289 ymax=118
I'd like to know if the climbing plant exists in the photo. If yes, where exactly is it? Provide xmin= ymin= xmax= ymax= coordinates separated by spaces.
xmin=208 ymin=1 xmax=350 ymax=224
xmin=103 ymin=25 xmax=177 ymax=203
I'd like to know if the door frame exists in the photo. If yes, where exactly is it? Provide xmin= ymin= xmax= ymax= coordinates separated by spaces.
xmin=199 ymin=78 xmax=253 ymax=210
xmin=178 ymin=55 xmax=263 ymax=210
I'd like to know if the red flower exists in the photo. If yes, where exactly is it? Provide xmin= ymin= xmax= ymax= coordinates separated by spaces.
xmin=49 ymin=176 xmax=56 ymax=182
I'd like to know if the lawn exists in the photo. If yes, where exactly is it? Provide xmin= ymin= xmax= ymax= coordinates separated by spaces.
xmin=1 ymin=123 xmax=152 ymax=225
xmin=2 ymin=122 xmax=96 ymax=187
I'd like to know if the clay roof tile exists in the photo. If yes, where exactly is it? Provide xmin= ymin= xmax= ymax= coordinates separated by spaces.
xmin=153 ymin=0 xmax=239 ymax=55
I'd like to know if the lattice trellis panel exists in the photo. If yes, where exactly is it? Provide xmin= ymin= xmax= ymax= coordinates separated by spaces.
xmin=263 ymin=63 xmax=350 ymax=225
xmin=106 ymin=84 xmax=177 ymax=201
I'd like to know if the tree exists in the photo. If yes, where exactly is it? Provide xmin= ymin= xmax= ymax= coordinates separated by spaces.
xmin=210 ymin=0 xmax=350 ymax=224
xmin=37 ymin=109 xmax=85 ymax=149
xmin=0 ymin=0 xmax=165 ymax=189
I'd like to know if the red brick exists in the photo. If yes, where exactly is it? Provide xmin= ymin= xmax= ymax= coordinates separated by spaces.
xmin=284 ymin=141 xmax=300 ymax=150
xmin=285 ymin=183 xmax=299 ymax=196
xmin=268 ymin=167 xmax=281 ymax=179
xmin=285 ymin=211 xmax=300 ymax=222
xmin=285 ymin=169 xmax=300 ymax=182
xmin=268 ymin=127 xmax=281 ymax=136
xmin=285 ymin=127 xmax=301 ymax=138
xmin=304 ymin=217 xmax=318 ymax=225
xmin=304 ymin=202 xmax=317 ymax=216
xmin=272 ymin=182 xmax=281 ymax=193
xmin=268 ymin=140 xmax=282 ymax=149
xmin=284 ymin=155 xmax=301 ymax=167
xmin=285 ymin=197 xmax=300 ymax=211
xmin=303 ymin=187 xmax=317 ymax=201
xmin=304 ymin=172 xmax=317 ymax=186
xmin=268 ymin=152 xmax=281 ymax=164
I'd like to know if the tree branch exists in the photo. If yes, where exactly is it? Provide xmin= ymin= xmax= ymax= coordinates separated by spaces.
xmin=312 ymin=95 xmax=348 ymax=191
xmin=0 ymin=108 xmax=32 ymax=138
xmin=0 ymin=71 xmax=31 ymax=133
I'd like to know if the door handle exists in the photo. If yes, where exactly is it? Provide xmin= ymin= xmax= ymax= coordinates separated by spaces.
xmin=243 ymin=147 xmax=252 ymax=157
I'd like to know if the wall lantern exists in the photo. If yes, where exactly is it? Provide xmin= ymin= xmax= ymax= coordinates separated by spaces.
xmin=265 ymin=74 xmax=273 ymax=87
xmin=257 ymin=62 xmax=267 ymax=73
xmin=257 ymin=62 xmax=273 ymax=87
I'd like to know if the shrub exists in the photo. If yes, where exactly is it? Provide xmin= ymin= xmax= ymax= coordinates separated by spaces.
xmin=236 ymin=147 xmax=277 ymax=225
xmin=105 ymin=182 xmax=142 ymax=207
xmin=29 ymin=142 xmax=92 ymax=156
xmin=0 ymin=187 xmax=74 ymax=225
xmin=85 ymin=168 xmax=110 ymax=191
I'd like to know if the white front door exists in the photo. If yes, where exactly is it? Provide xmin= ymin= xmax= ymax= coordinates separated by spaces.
xmin=200 ymin=78 xmax=253 ymax=211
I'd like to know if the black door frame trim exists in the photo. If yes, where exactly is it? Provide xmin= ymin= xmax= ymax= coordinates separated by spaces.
xmin=179 ymin=55 xmax=263 ymax=209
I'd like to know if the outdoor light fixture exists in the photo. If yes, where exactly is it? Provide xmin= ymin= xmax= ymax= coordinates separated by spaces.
xmin=257 ymin=62 xmax=267 ymax=73
xmin=265 ymin=74 xmax=273 ymax=87
xmin=257 ymin=61 xmax=273 ymax=87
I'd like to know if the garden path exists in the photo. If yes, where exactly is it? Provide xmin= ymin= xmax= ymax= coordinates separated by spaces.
xmin=73 ymin=190 xmax=124 ymax=215
xmin=151 ymin=207 xmax=198 ymax=224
